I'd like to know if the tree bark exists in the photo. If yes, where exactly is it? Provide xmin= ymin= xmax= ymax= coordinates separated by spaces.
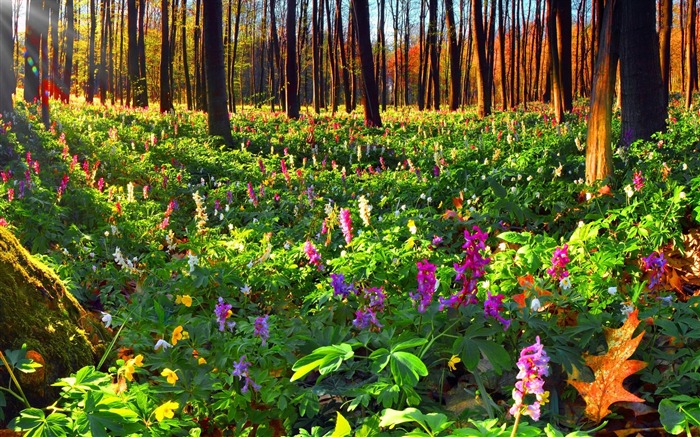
xmin=181 ymin=0 xmax=192 ymax=109
xmin=445 ymin=0 xmax=461 ymax=110
xmin=659 ymin=0 xmax=671 ymax=107
xmin=585 ymin=0 xmax=619 ymax=184
xmin=203 ymin=0 xmax=233 ymax=143
xmin=472 ymin=0 xmax=491 ymax=117
xmin=286 ymin=0 xmax=300 ymax=118
xmin=556 ymin=0 xmax=572 ymax=110
xmin=686 ymin=0 xmax=697 ymax=109
xmin=136 ymin=0 xmax=148 ymax=107
xmin=62 ymin=0 xmax=74 ymax=102
xmin=620 ymin=0 xmax=666 ymax=144
xmin=160 ymin=0 xmax=173 ymax=112
xmin=87 ymin=0 xmax=96 ymax=103
xmin=0 ymin=0 xmax=13 ymax=113
xmin=352 ymin=0 xmax=382 ymax=126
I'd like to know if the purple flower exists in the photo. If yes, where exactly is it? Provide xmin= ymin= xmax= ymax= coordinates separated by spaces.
xmin=352 ymin=287 xmax=386 ymax=330
xmin=642 ymin=251 xmax=666 ymax=289
xmin=510 ymin=336 xmax=550 ymax=422
xmin=258 ymin=158 xmax=266 ymax=174
xmin=304 ymin=240 xmax=322 ymax=269
xmin=483 ymin=291 xmax=510 ymax=330
xmin=353 ymin=308 xmax=382 ymax=330
xmin=440 ymin=226 xmax=490 ymax=309
xmin=232 ymin=356 xmax=260 ymax=393
xmin=410 ymin=260 xmax=437 ymax=313
xmin=215 ymin=297 xmax=233 ymax=332
xmin=546 ymin=244 xmax=569 ymax=281
xmin=431 ymin=235 xmax=443 ymax=246
xmin=330 ymin=273 xmax=355 ymax=298
xmin=247 ymin=182 xmax=258 ymax=206
xmin=254 ymin=314 xmax=270 ymax=346
xmin=339 ymin=208 xmax=353 ymax=245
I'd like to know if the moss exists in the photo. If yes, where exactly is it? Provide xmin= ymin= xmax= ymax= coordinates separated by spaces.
xmin=0 ymin=226 xmax=109 ymax=417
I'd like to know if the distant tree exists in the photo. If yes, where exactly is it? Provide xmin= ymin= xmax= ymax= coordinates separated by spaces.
xmin=127 ymin=0 xmax=137 ymax=105
xmin=87 ymin=0 xmax=95 ymax=103
xmin=445 ymin=0 xmax=461 ymax=110
xmin=620 ymin=0 xmax=666 ymax=142
xmin=136 ymin=0 xmax=148 ymax=107
xmin=286 ymin=0 xmax=299 ymax=118
xmin=352 ymin=0 xmax=382 ymax=126
xmin=62 ymin=0 xmax=74 ymax=102
xmin=24 ymin=0 xmax=41 ymax=104
xmin=181 ymin=0 xmax=192 ymax=109
xmin=686 ymin=0 xmax=697 ymax=109
xmin=202 ymin=0 xmax=233 ymax=143
xmin=472 ymin=0 xmax=491 ymax=117
xmin=160 ymin=0 xmax=173 ymax=112
xmin=0 ymin=0 xmax=13 ymax=113
xmin=659 ymin=0 xmax=671 ymax=107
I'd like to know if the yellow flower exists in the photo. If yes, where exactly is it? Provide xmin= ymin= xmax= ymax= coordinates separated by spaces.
xmin=198 ymin=357 xmax=207 ymax=365
xmin=539 ymin=390 xmax=550 ymax=405
xmin=161 ymin=368 xmax=179 ymax=385
xmin=171 ymin=325 xmax=187 ymax=345
xmin=407 ymin=219 xmax=417 ymax=235
xmin=447 ymin=355 xmax=461 ymax=372
xmin=175 ymin=294 xmax=192 ymax=307
xmin=123 ymin=354 xmax=144 ymax=382
xmin=154 ymin=400 xmax=179 ymax=422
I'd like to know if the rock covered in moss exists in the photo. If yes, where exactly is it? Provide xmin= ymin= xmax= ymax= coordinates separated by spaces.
xmin=0 ymin=226 xmax=108 ymax=420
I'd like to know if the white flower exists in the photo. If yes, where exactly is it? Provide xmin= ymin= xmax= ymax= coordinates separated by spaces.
xmin=187 ymin=254 xmax=199 ymax=273
xmin=607 ymin=286 xmax=617 ymax=295
xmin=100 ymin=312 xmax=112 ymax=328
xmin=624 ymin=185 xmax=634 ymax=198
xmin=553 ymin=163 xmax=563 ymax=178
xmin=283 ymin=242 xmax=291 ymax=250
xmin=154 ymin=339 xmax=172 ymax=351
xmin=530 ymin=298 xmax=541 ymax=312
xmin=240 ymin=284 xmax=251 ymax=295
xmin=559 ymin=276 xmax=572 ymax=290
xmin=621 ymin=303 xmax=635 ymax=319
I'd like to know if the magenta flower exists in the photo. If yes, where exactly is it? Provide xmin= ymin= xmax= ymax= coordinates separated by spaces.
xmin=304 ymin=240 xmax=322 ymax=269
xmin=254 ymin=314 xmax=270 ymax=346
xmin=7 ymin=188 xmax=13 ymax=202
xmin=247 ymin=182 xmax=258 ymax=206
xmin=510 ymin=336 xmax=550 ymax=422
xmin=642 ymin=251 xmax=667 ymax=289
xmin=440 ymin=226 xmax=490 ymax=309
xmin=411 ymin=260 xmax=437 ymax=313
xmin=339 ymin=208 xmax=353 ymax=245
xmin=546 ymin=244 xmax=569 ymax=281
xmin=484 ymin=291 xmax=510 ymax=330
xmin=633 ymin=171 xmax=645 ymax=191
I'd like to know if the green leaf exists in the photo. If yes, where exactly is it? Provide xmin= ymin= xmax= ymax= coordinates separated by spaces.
xmin=369 ymin=348 xmax=390 ymax=373
xmin=659 ymin=399 xmax=687 ymax=435
xmin=291 ymin=343 xmax=355 ymax=382
xmin=389 ymin=351 xmax=428 ymax=387
xmin=497 ymin=231 xmax=532 ymax=245
xmin=390 ymin=338 xmax=428 ymax=352
xmin=544 ymin=424 xmax=565 ymax=437
xmin=378 ymin=408 xmax=426 ymax=429
xmin=488 ymin=178 xmax=508 ymax=198
xmin=473 ymin=339 xmax=511 ymax=374
xmin=331 ymin=411 xmax=352 ymax=437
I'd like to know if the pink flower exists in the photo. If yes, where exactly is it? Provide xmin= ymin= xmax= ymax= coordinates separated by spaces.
xmin=546 ymin=244 xmax=569 ymax=281
xmin=633 ymin=171 xmax=645 ymax=191
xmin=339 ymin=208 xmax=353 ymax=245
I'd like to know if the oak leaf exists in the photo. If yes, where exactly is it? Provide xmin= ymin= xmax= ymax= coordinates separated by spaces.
xmin=568 ymin=310 xmax=648 ymax=423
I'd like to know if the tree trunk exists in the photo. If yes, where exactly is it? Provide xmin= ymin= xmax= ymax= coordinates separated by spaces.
xmin=48 ymin=0 xmax=59 ymax=100
xmin=620 ymin=0 xmax=666 ymax=144
xmin=99 ymin=0 xmax=108 ymax=104
xmin=472 ymin=0 xmax=491 ymax=117
xmin=136 ymin=0 xmax=148 ymax=107
xmin=585 ymin=0 xmax=619 ymax=184
xmin=686 ymin=0 xmax=697 ymax=109
xmin=127 ymin=0 xmax=137 ymax=105
xmin=160 ymin=0 xmax=173 ymax=112
xmin=0 ymin=0 xmax=12 ymax=114
xmin=286 ymin=0 xmax=300 ymax=118
xmin=445 ymin=0 xmax=460 ymax=110
xmin=39 ymin=0 xmax=49 ymax=128
xmin=203 ymin=0 xmax=233 ymax=143
xmin=556 ymin=0 xmax=572 ymax=111
xmin=659 ymin=0 xmax=671 ymax=107
xmin=427 ymin=0 xmax=439 ymax=109
xmin=181 ymin=0 xmax=192 ymax=109
xmin=352 ymin=0 xmax=382 ymax=126
xmin=86 ymin=0 xmax=96 ymax=103
xmin=498 ymin=0 xmax=507 ymax=109
xmin=546 ymin=0 xmax=563 ymax=121
xmin=312 ymin=0 xmax=321 ymax=113
xmin=61 ymin=0 xmax=74 ymax=102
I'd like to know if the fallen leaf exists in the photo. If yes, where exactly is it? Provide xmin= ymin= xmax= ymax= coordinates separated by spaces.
xmin=568 ymin=310 xmax=648 ymax=423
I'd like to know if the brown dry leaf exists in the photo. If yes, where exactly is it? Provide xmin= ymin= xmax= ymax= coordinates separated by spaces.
xmin=568 ymin=310 xmax=648 ymax=423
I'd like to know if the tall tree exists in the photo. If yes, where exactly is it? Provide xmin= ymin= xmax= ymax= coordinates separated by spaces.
xmin=585 ymin=0 xmax=619 ymax=184
xmin=202 ymin=0 xmax=233 ymax=143
xmin=620 ymin=0 xmax=666 ymax=143
xmin=87 ymin=0 xmax=96 ymax=103
xmin=352 ymin=0 xmax=382 ymax=126
xmin=659 ymin=0 xmax=672 ymax=107
xmin=445 ymin=0 xmax=461 ymax=110
xmin=136 ymin=0 xmax=148 ymax=107
xmin=127 ymin=0 xmax=137 ymax=105
xmin=0 ymin=0 xmax=12 ymax=113
xmin=160 ymin=0 xmax=173 ymax=112
xmin=686 ymin=0 xmax=697 ymax=109
xmin=286 ymin=0 xmax=300 ymax=118
xmin=24 ymin=0 xmax=42 ymax=104
xmin=472 ymin=0 xmax=492 ymax=117
xmin=181 ymin=0 xmax=192 ymax=109
xmin=312 ymin=0 xmax=321 ymax=113
xmin=335 ymin=0 xmax=351 ymax=112
xmin=556 ymin=0 xmax=572 ymax=110
xmin=426 ymin=0 xmax=439 ymax=109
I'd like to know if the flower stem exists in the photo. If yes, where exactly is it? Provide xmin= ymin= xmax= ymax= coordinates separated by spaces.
xmin=509 ymin=410 xmax=522 ymax=437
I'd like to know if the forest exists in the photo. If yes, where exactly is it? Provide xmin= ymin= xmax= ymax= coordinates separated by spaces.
xmin=1 ymin=0 xmax=700 ymax=436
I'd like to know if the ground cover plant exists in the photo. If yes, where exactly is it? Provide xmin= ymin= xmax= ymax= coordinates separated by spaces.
xmin=2 ymin=97 xmax=700 ymax=436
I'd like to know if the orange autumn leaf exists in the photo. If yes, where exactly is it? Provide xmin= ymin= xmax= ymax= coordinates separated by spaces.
xmin=568 ymin=310 xmax=648 ymax=423
xmin=452 ymin=197 xmax=463 ymax=209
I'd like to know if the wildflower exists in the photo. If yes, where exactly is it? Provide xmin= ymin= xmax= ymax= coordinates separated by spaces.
xmin=171 ymin=325 xmax=187 ymax=346
xmin=623 ymin=184 xmax=634 ymax=198
xmin=303 ymin=240 xmax=322 ymax=268
xmin=410 ymin=260 xmax=437 ymax=313
xmin=247 ymin=181 xmax=258 ymax=206
xmin=330 ymin=273 xmax=355 ymax=298
xmin=559 ymin=276 xmax=572 ymax=290
xmin=621 ymin=303 xmax=635 ymax=319
xmin=546 ymin=244 xmax=569 ymax=281
xmin=440 ymin=226 xmax=490 ymax=309
xmin=123 ymin=354 xmax=144 ymax=381
xmin=240 ymin=284 xmax=251 ymax=295
xmin=214 ymin=297 xmax=233 ymax=332
xmin=407 ymin=219 xmax=417 ymax=235
xmin=339 ymin=208 xmax=353 ymax=245
xmin=7 ymin=188 xmax=13 ymax=202
xmin=154 ymin=339 xmax=172 ymax=351
xmin=510 ymin=336 xmax=550 ymax=422
xmin=198 ymin=357 xmax=207 ymax=365
xmin=607 ymin=286 xmax=617 ymax=295
xmin=161 ymin=368 xmax=179 ymax=385
xmin=254 ymin=315 xmax=270 ymax=346
xmin=100 ymin=311 xmax=112 ymax=328
xmin=192 ymin=191 xmax=208 ymax=232
xmin=530 ymin=298 xmax=541 ymax=312
xmin=447 ymin=355 xmax=461 ymax=371
xmin=187 ymin=253 xmax=199 ymax=273
xmin=175 ymin=294 xmax=192 ymax=307
xmin=633 ymin=171 xmax=645 ymax=191
xmin=154 ymin=401 xmax=179 ymax=422
xmin=353 ymin=287 xmax=385 ymax=330
xmin=431 ymin=235 xmax=443 ymax=246
xmin=358 ymin=195 xmax=372 ymax=226
xmin=232 ymin=356 xmax=261 ymax=393
xmin=484 ymin=291 xmax=511 ymax=330
xmin=642 ymin=251 xmax=667 ymax=289
xmin=0 ymin=218 xmax=7 ymax=226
